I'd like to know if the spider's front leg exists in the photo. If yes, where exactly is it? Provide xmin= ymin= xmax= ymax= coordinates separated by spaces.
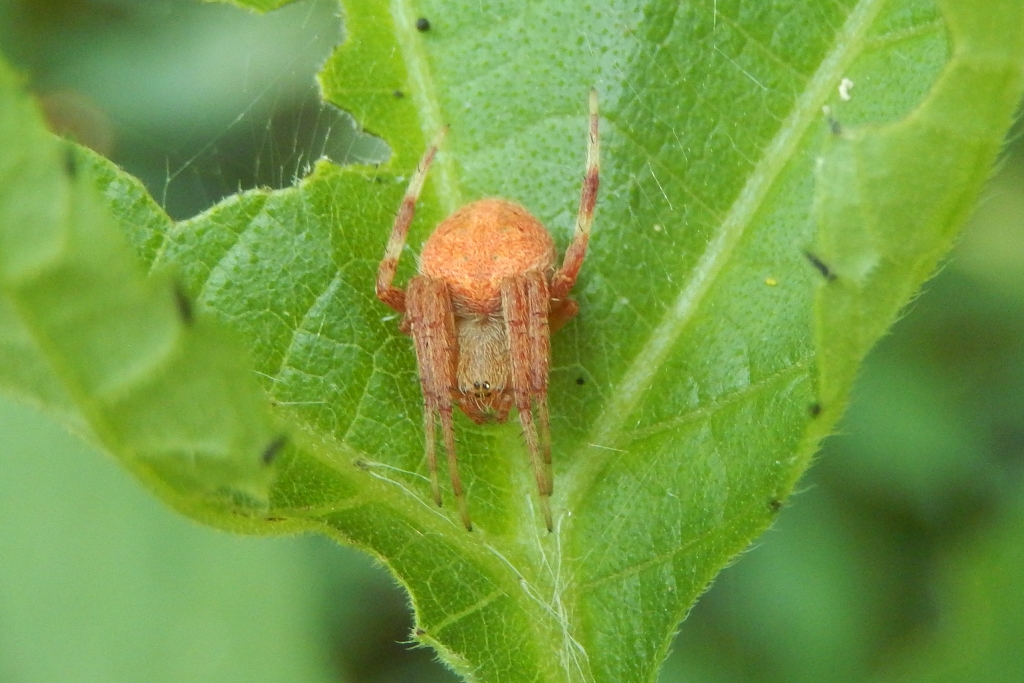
xmin=406 ymin=276 xmax=472 ymax=531
xmin=376 ymin=128 xmax=447 ymax=312
xmin=551 ymin=87 xmax=600 ymax=300
xmin=501 ymin=271 xmax=554 ymax=532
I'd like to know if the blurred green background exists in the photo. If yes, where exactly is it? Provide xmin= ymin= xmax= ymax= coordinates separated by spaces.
xmin=1 ymin=1 xmax=1022 ymax=681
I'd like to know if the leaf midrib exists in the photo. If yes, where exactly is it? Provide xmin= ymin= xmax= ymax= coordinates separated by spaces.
xmin=560 ymin=0 xmax=888 ymax=512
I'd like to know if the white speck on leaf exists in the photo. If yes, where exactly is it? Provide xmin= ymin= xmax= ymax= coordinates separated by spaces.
xmin=839 ymin=77 xmax=854 ymax=101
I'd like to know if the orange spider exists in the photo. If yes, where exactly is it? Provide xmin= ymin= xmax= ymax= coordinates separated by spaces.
xmin=376 ymin=89 xmax=600 ymax=532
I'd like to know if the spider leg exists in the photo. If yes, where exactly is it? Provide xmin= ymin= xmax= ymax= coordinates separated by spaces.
xmin=376 ymin=127 xmax=448 ymax=313
xmin=551 ymin=88 xmax=600 ymax=301
xmin=524 ymin=271 xmax=553 ymax=472
xmin=549 ymin=298 xmax=579 ymax=333
xmin=406 ymin=275 xmax=471 ymax=531
xmin=502 ymin=273 xmax=554 ymax=532
xmin=422 ymin=399 xmax=440 ymax=507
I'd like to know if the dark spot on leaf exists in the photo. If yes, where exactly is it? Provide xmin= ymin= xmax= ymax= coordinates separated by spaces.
xmin=64 ymin=146 xmax=77 ymax=177
xmin=809 ymin=401 xmax=822 ymax=417
xmin=173 ymin=282 xmax=194 ymax=325
xmin=265 ymin=516 xmax=285 ymax=522
xmin=393 ymin=90 xmax=404 ymax=99
xmin=261 ymin=435 xmax=288 ymax=465
xmin=373 ymin=176 xmax=384 ymax=184
xmin=829 ymin=117 xmax=842 ymax=135
xmin=354 ymin=458 xmax=370 ymax=470
xmin=576 ymin=377 xmax=586 ymax=385
xmin=769 ymin=498 xmax=783 ymax=513
xmin=803 ymin=251 xmax=836 ymax=281
xmin=416 ymin=17 xmax=431 ymax=31
xmin=415 ymin=628 xmax=426 ymax=636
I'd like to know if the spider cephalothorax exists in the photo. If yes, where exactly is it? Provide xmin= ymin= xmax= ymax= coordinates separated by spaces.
xmin=376 ymin=90 xmax=599 ymax=531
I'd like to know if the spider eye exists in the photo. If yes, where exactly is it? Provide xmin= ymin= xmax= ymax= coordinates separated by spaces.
xmin=473 ymin=381 xmax=480 ymax=389
xmin=482 ymin=381 xmax=490 ymax=391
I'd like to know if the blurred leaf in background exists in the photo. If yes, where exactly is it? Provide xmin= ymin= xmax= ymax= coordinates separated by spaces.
xmin=2 ymin=1 xmax=1024 ymax=682
xmin=0 ymin=393 xmax=339 ymax=683
xmin=0 ymin=0 xmax=385 ymax=220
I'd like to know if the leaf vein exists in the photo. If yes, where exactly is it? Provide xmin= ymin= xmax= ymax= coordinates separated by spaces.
xmin=625 ymin=360 xmax=810 ymax=442
xmin=578 ymin=512 xmax=747 ymax=592
xmin=712 ymin=9 xmax=808 ymax=79
xmin=427 ymin=588 xmax=506 ymax=635
xmin=272 ymin=272 xmax=341 ymax=387
xmin=605 ymin=117 xmax=725 ymax=220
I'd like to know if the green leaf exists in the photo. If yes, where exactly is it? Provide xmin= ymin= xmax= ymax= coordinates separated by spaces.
xmin=813 ymin=3 xmax=1024 ymax=413
xmin=0 ymin=62 xmax=278 ymax=518
xmin=3 ymin=1 xmax=1023 ymax=682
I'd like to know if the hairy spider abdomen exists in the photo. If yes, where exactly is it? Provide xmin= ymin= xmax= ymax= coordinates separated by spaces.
xmin=420 ymin=198 xmax=556 ymax=314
